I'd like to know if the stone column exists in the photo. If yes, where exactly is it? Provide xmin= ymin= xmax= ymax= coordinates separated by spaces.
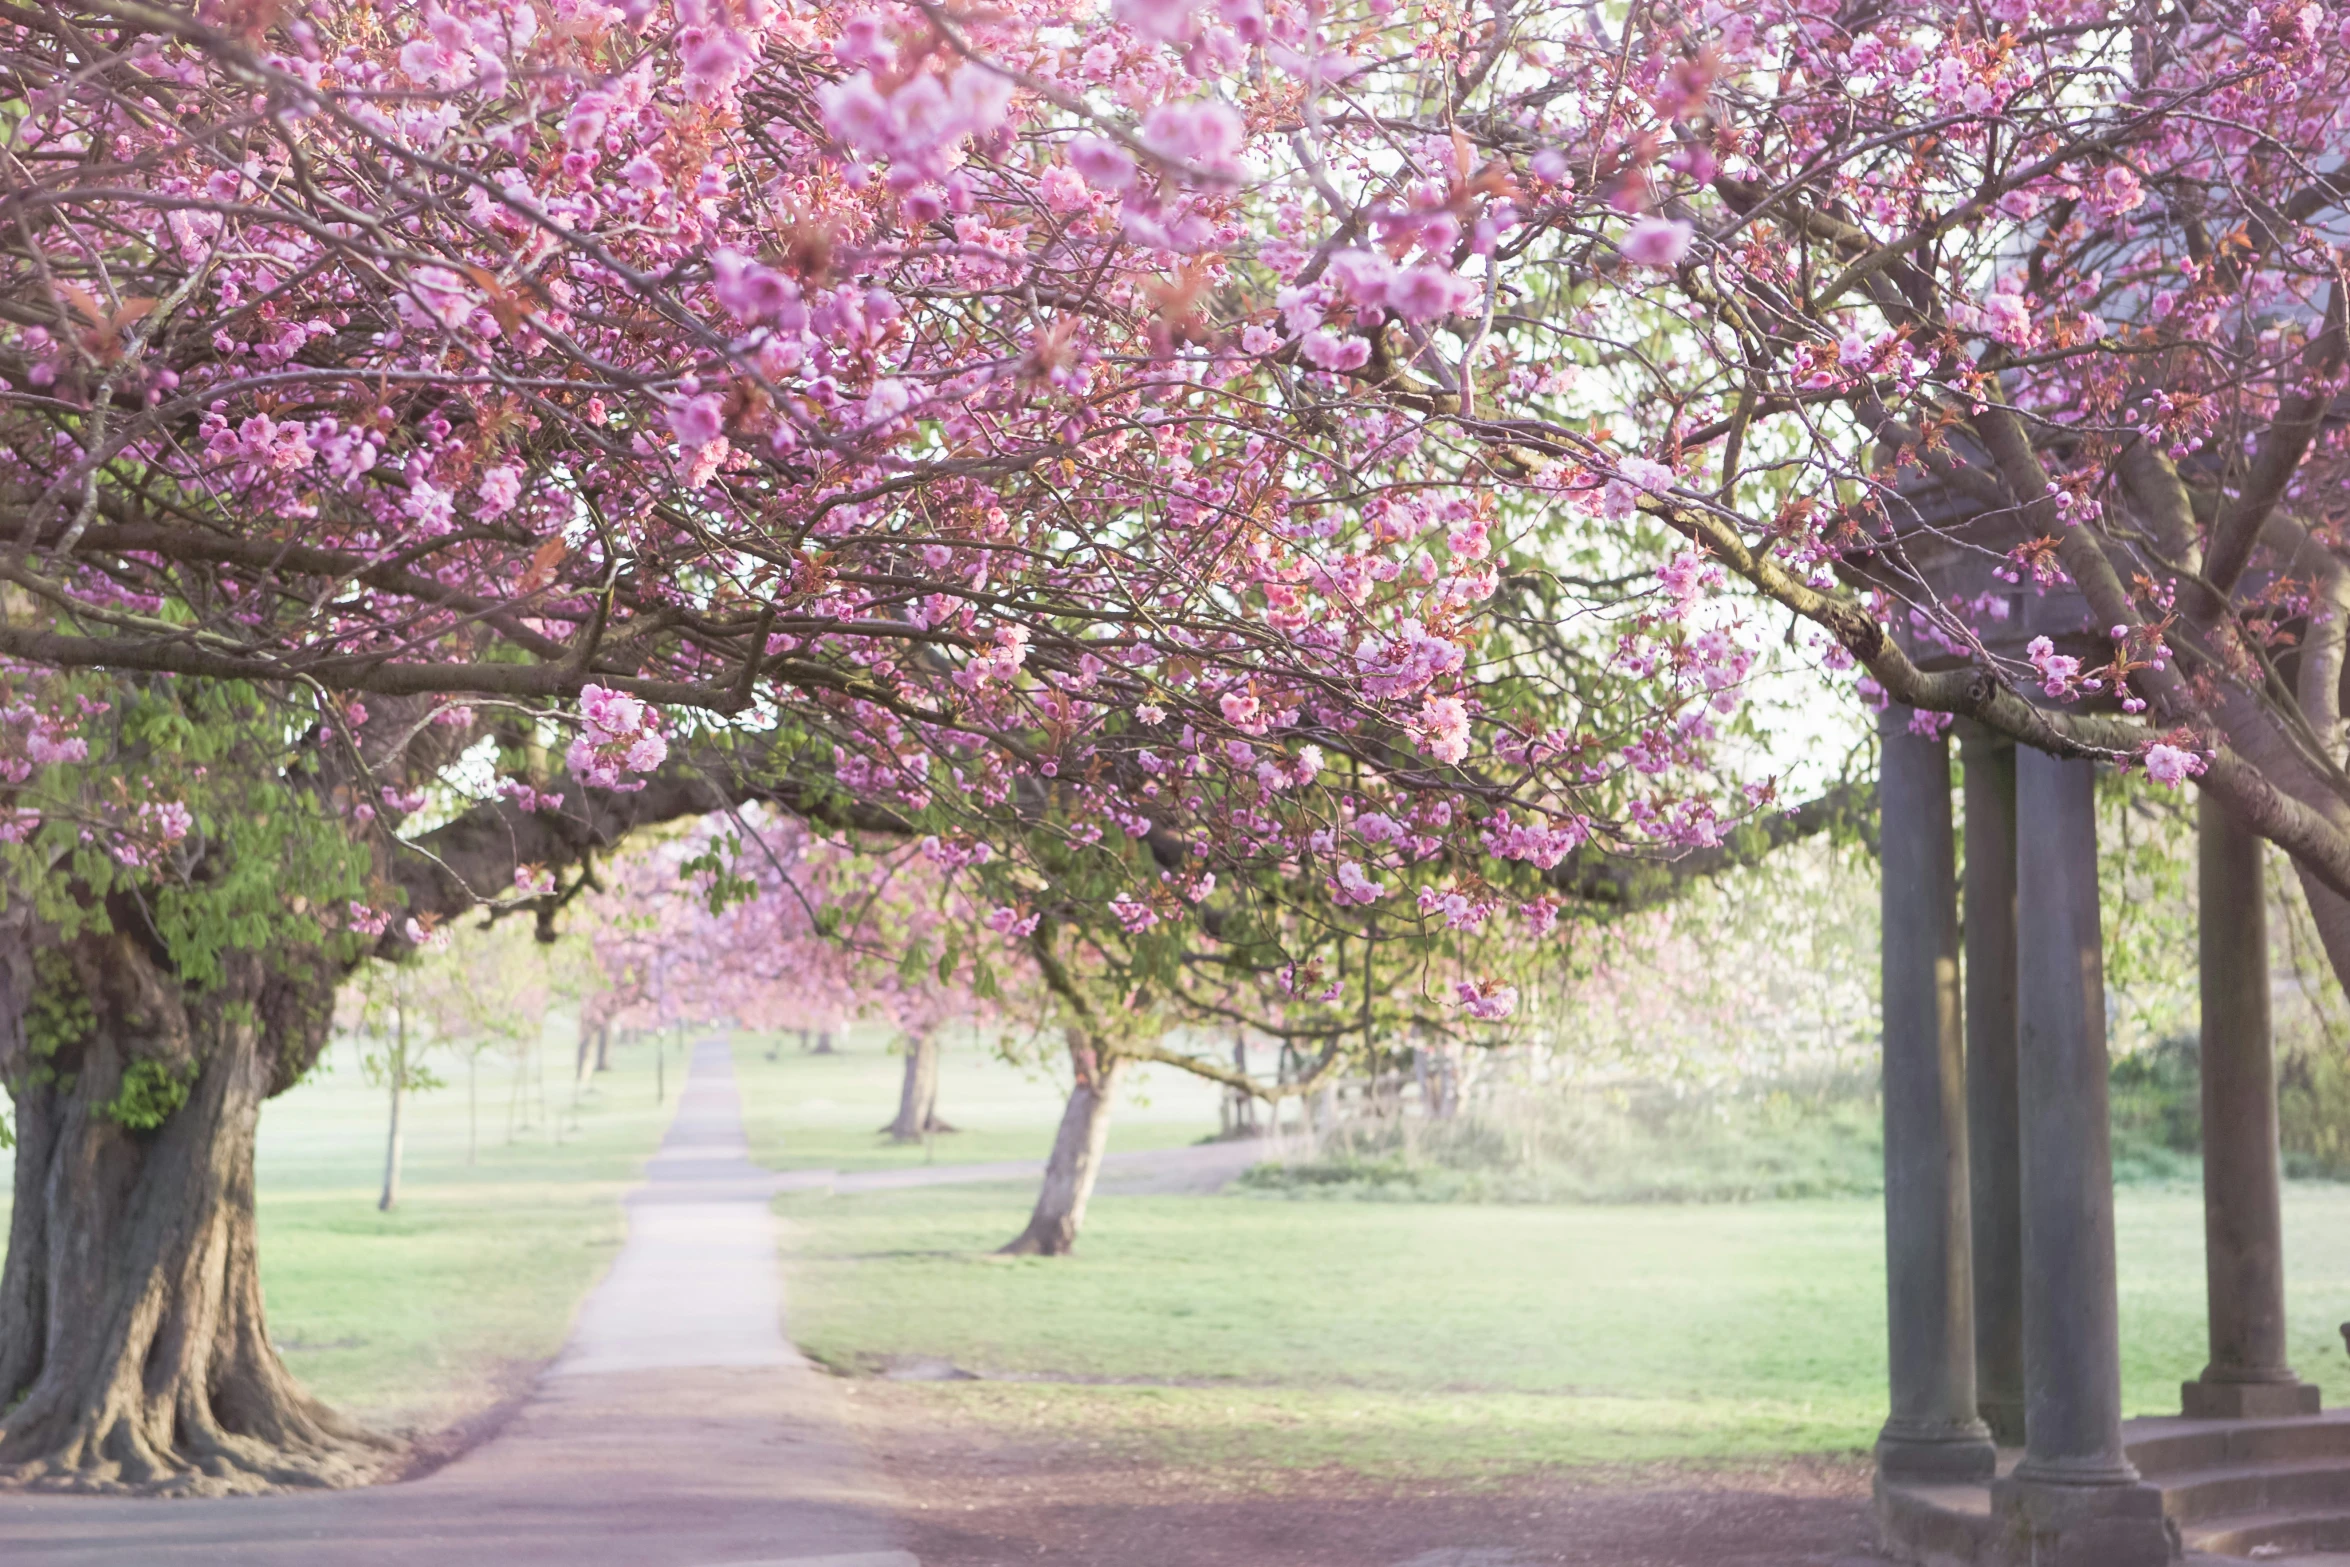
xmin=2184 ymin=793 xmax=2319 ymax=1418
xmin=1960 ymin=726 xmax=2026 ymax=1447
xmin=1994 ymin=750 xmax=2167 ymax=1565
xmin=1876 ymin=711 xmax=1996 ymax=1483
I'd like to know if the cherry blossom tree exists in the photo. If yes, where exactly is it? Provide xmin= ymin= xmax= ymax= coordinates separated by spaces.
xmin=584 ymin=808 xmax=1005 ymax=1137
xmin=0 ymin=0 xmax=1787 ymax=952
xmin=10 ymin=0 xmax=2344 ymax=1494
xmin=0 ymin=674 xmax=751 ymax=1494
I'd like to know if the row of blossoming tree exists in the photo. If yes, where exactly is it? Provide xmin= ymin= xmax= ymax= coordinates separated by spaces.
xmin=3 ymin=0 xmax=2347 ymax=1494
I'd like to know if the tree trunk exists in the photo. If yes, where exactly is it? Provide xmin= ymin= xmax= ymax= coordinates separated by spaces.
xmin=882 ymin=1030 xmax=953 ymax=1141
xmin=0 ymin=930 xmax=392 ymax=1494
xmin=592 ymin=1020 xmax=611 ymax=1073
xmin=813 ymin=1027 xmax=835 ymax=1054
xmin=1000 ymin=1036 xmax=1124 ymax=1256
xmin=378 ymin=997 xmax=405 ymax=1213
xmin=466 ymin=1050 xmax=478 ymax=1166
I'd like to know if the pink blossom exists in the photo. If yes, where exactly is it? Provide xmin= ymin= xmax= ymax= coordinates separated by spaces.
xmin=712 ymin=248 xmax=800 ymax=324
xmin=1327 ymin=248 xmax=1393 ymax=307
xmin=140 ymin=799 xmax=194 ymax=844
xmin=1301 ymin=328 xmax=1368 ymax=371
xmin=1621 ymin=217 xmax=1694 ymax=267
xmin=2143 ymin=743 xmax=2205 ymax=787
xmin=681 ymin=26 xmax=760 ymax=106
xmin=1413 ymin=695 xmax=1472 ymax=763
xmin=25 ymin=729 xmax=88 ymax=766
xmin=1069 ymin=136 xmax=1138 ymax=193
xmin=833 ymin=13 xmax=892 ymax=70
xmin=1216 ymin=0 xmax=1266 ymax=42
xmin=1039 ymin=165 xmax=1091 ymax=213
xmin=1977 ymin=292 xmax=2035 ymax=348
xmin=1385 ymin=265 xmax=1474 ymax=323
xmin=1907 ymin=708 xmax=1955 ymax=739
xmin=2025 ymin=635 xmax=2081 ymax=699
xmin=986 ymin=905 xmax=1041 ymax=937
xmin=1454 ymin=979 xmax=1518 ymax=1020
xmin=498 ymin=778 xmax=561 ymax=813
xmin=667 ymin=392 xmax=727 ymax=452
xmin=562 ymin=93 xmax=612 ymax=152
xmin=946 ymin=63 xmax=1014 ymax=136
xmin=402 ymin=478 xmax=456 ymax=536
xmin=819 ymin=74 xmax=896 ymax=154
xmin=2090 ymin=164 xmax=2146 ymax=217
xmin=476 ymin=463 xmax=523 ymax=518
xmin=1140 ymin=101 xmax=1244 ymax=175
xmin=1330 ymin=860 xmax=1384 ymax=905
xmin=567 ymin=683 xmax=668 ymax=788
xmin=1112 ymin=0 xmax=1205 ymax=42
xmin=1619 ymin=456 xmax=1676 ymax=492
xmin=398 ymin=265 xmax=474 ymax=331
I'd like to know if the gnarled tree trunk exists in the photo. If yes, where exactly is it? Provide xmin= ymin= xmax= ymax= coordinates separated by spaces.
xmin=882 ymin=1029 xmax=953 ymax=1141
xmin=0 ymin=927 xmax=393 ymax=1495
xmin=1000 ymin=1033 xmax=1123 ymax=1256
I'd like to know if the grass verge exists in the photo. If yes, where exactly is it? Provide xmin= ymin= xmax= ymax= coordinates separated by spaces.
xmin=776 ymin=1179 xmax=2350 ymax=1480
xmin=4 ymin=1027 xmax=677 ymax=1436
xmin=727 ymin=1028 xmax=1225 ymax=1172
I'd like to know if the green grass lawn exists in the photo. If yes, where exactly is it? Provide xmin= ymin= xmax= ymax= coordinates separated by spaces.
xmin=729 ymin=1026 xmax=1226 ymax=1172
xmin=3 ymin=1025 xmax=678 ymax=1435
xmin=776 ymin=1177 xmax=2350 ymax=1479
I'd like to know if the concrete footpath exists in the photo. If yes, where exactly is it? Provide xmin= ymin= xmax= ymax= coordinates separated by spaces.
xmin=0 ymin=1040 xmax=916 ymax=1567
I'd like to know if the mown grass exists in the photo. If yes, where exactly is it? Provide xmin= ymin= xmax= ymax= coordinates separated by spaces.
xmin=728 ymin=1026 xmax=1226 ymax=1172
xmin=776 ymin=1177 xmax=2350 ymax=1479
xmin=2 ymin=1025 xmax=677 ymax=1434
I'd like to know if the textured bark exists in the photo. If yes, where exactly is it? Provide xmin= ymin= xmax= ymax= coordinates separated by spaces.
xmin=0 ymin=927 xmax=395 ymax=1494
xmin=1000 ymin=1036 xmax=1123 ymax=1256
xmin=0 ymin=748 xmax=804 ymax=1495
xmin=882 ymin=1031 xmax=952 ymax=1141
xmin=2278 ymin=522 xmax=2350 ymax=993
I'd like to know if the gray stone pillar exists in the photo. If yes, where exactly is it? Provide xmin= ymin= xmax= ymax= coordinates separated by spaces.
xmin=1877 ymin=711 xmax=1996 ymax=1482
xmin=2184 ymin=793 xmax=2319 ymax=1418
xmin=1994 ymin=750 xmax=2167 ymax=1565
xmin=1960 ymin=726 xmax=2026 ymax=1447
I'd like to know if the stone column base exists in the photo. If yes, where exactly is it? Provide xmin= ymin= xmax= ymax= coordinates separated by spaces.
xmin=1879 ymin=1424 xmax=1998 ymax=1483
xmin=2182 ymin=1377 xmax=2321 ymax=1418
xmin=1991 ymin=1476 xmax=2173 ymax=1567
xmin=1977 ymin=1397 xmax=2027 ymax=1449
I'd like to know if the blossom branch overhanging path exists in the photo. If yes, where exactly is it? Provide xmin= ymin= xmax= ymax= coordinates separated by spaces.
xmin=10 ymin=0 xmax=2350 ymax=991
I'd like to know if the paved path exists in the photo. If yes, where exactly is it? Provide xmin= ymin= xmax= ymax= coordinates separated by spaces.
xmin=0 ymin=1040 xmax=915 ymax=1567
